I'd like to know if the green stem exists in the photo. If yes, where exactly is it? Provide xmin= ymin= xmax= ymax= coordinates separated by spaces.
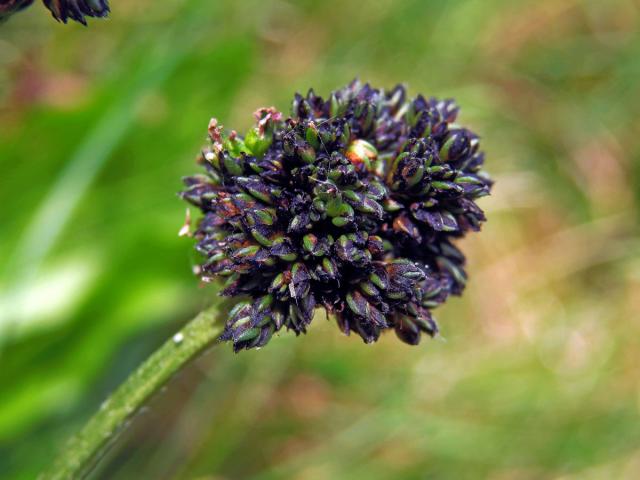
xmin=40 ymin=304 xmax=225 ymax=480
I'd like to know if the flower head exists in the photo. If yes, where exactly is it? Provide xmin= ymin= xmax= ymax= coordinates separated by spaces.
xmin=43 ymin=0 xmax=109 ymax=24
xmin=181 ymin=80 xmax=492 ymax=351
xmin=0 ymin=0 xmax=108 ymax=23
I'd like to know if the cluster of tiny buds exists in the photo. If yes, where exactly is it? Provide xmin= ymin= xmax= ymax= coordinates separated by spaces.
xmin=181 ymin=80 xmax=492 ymax=351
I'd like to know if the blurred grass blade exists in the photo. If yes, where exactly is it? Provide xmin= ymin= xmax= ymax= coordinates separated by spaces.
xmin=1 ymin=0 xmax=212 ymax=345
xmin=5 ymin=27 xmax=198 ymax=284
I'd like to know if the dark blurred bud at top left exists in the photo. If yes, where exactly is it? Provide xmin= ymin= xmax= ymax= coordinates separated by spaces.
xmin=43 ymin=0 xmax=109 ymax=25
xmin=0 ymin=0 xmax=109 ymax=24
xmin=0 ymin=0 xmax=34 ymax=22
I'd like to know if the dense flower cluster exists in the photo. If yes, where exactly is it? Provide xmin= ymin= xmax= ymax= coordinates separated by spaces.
xmin=181 ymin=80 xmax=492 ymax=351
xmin=0 ymin=0 xmax=109 ymax=24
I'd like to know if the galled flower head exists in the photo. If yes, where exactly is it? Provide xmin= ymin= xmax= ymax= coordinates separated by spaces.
xmin=181 ymin=80 xmax=492 ymax=351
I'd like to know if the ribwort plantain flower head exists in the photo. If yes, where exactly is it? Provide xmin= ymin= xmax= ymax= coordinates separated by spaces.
xmin=181 ymin=80 xmax=492 ymax=351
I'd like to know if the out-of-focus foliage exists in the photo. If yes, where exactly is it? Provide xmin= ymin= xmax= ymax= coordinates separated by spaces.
xmin=1 ymin=0 xmax=639 ymax=478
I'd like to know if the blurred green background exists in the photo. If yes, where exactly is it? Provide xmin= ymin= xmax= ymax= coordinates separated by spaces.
xmin=2 ymin=0 xmax=640 ymax=478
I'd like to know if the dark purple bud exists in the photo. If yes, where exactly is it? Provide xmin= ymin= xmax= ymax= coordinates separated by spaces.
xmin=412 ymin=208 xmax=459 ymax=232
xmin=290 ymin=262 xmax=310 ymax=299
xmin=392 ymin=213 xmax=422 ymax=241
xmin=439 ymin=129 xmax=472 ymax=163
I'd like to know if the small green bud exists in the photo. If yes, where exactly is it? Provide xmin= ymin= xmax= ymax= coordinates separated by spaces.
xmin=302 ymin=234 xmax=318 ymax=253
xmin=244 ymin=128 xmax=272 ymax=158
xmin=305 ymin=125 xmax=320 ymax=150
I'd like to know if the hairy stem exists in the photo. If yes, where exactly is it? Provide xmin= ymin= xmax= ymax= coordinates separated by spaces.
xmin=40 ymin=304 xmax=225 ymax=480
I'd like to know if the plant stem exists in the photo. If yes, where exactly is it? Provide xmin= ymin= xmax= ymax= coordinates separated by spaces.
xmin=40 ymin=304 xmax=225 ymax=480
